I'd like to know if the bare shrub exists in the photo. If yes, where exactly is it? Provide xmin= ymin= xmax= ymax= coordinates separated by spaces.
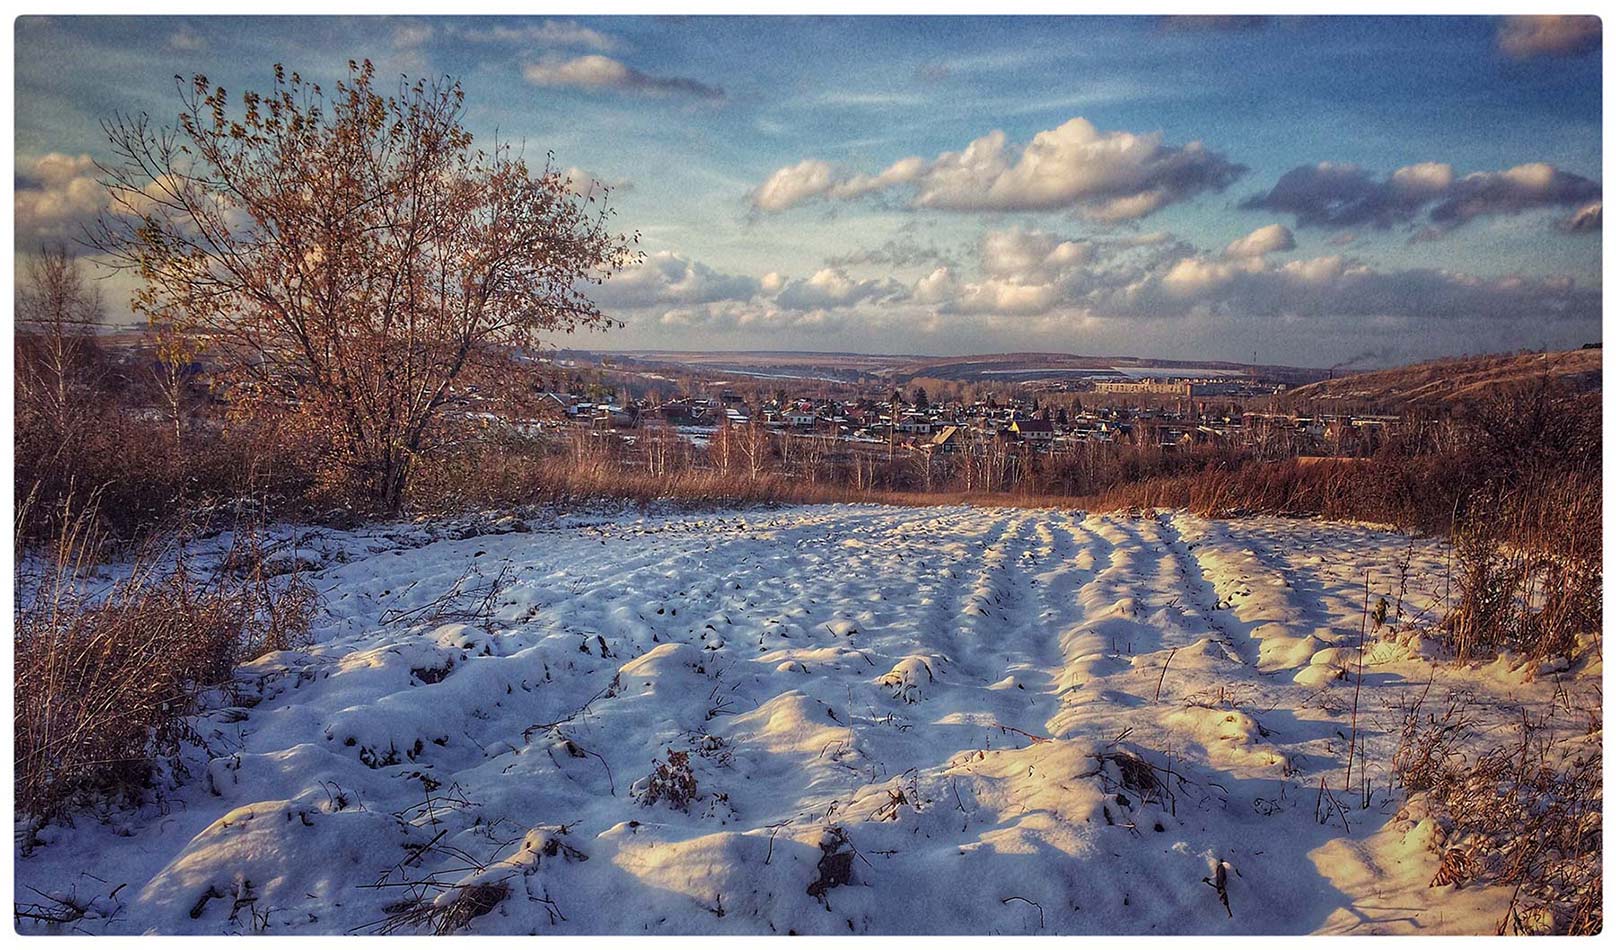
xmin=1390 ymin=687 xmax=1476 ymax=794
xmin=14 ymin=502 xmax=315 ymax=827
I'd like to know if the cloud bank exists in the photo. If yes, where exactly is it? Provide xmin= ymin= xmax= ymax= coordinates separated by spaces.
xmin=750 ymin=117 xmax=1245 ymax=220
xmin=1243 ymin=161 xmax=1600 ymax=235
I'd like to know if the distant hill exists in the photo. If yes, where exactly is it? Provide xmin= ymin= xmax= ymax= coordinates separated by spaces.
xmin=887 ymin=352 xmax=1326 ymax=387
xmin=585 ymin=349 xmax=1330 ymax=388
xmin=1284 ymin=348 xmax=1601 ymax=412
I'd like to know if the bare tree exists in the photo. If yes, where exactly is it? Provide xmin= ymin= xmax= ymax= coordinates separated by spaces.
xmin=92 ymin=60 xmax=639 ymax=511
xmin=149 ymin=321 xmax=204 ymax=448
xmin=739 ymin=419 xmax=773 ymax=481
xmin=16 ymin=246 xmax=106 ymax=442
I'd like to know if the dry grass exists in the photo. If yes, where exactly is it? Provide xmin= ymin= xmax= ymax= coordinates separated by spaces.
xmin=1393 ymin=693 xmax=1601 ymax=935
xmin=1443 ymin=473 xmax=1601 ymax=663
xmin=14 ymin=500 xmax=316 ymax=831
xmin=376 ymin=883 xmax=510 ymax=936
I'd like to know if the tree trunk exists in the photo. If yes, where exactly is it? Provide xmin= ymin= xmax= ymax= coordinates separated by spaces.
xmin=380 ymin=452 xmax=411 ymax=514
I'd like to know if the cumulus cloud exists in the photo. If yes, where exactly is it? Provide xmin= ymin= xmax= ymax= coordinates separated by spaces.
xmin=1240 ymin=161 xmax=1449 ymax=229
xmin=978 ymin=227 xmax=1092 ymax=280
xmin=1244 ymin=160 xmax=1599 ymax=234
xmin=595 ymin=252 xmax=900 ymax=319
xmin=774 ymin=268 xmax=902 ymax=310
xmin=593 ymin=223 xmax=1595 ymax=356
xmin=749 ymin=117 xmax=1244 ymax=219
xmin=523 ymin=55 xmax=723 ymax=100
xmin=594 ymin=251 xmax=760 ymax=309
xmin=903 ymin=227 xmax=1099 ymax=316
xmin=750 ymin=159 xmax=836 ymax=213
xmin=1222 ymin=223 xmax=1295 ymax=258
xmin=1120 ymin=254 xmax=1595 ymax=324
xmin=1429 ymin=163 xmax=1601 ymax=227
xmin=893 ymin=222 xmax=1596 ymax=333
xmin=1496 ymin=15 xmax=1601 ymax=59
xmin=15 ymin=153 xmax=108 ymax=245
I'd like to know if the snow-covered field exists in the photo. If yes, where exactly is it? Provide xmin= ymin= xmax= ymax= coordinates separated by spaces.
xmin=15 ymin=504 xmax=1599 ymax=935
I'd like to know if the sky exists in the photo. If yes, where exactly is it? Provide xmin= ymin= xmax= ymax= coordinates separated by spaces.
xmin=13 ymin=14 xmax=1604 ymax=367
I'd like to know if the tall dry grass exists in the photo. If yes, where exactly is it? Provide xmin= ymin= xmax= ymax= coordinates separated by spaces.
xmin=1443 ymin=473 xmax=1601 ymax=663
xmin=14 ymin=500 xmax=317 ymax=832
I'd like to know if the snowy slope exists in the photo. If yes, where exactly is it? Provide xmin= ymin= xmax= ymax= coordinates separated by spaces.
xmin=14 ymin=505 xmax=1597 ymax=935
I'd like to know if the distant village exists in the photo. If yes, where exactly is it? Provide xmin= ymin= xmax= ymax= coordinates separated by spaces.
xmin=517 ymin=373 xmax=1404 ymax=460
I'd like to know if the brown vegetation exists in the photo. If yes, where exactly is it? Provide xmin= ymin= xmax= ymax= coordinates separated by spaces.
xmin=14 ymin=499 xmax=316 ymax=829
xmin=1393 ymin=691 xmax=1600 ymax=935
xmin=90 ymin=59 xmax=637 ymax=513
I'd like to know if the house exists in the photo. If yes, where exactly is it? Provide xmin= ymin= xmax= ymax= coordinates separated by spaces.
xmin=532 ymin=392 xmax=575 ymax=424
xmin=784 ymin=407 xmax=819 ymax=428
xmin=1009 ymin=418 xmax=1055 ymax=443
xmin=896 ymin=413 xmax=933 ymax=435
xmin=655 ymin=400 xmax=706 ymax=425
xmin=592 ymin=404 xmax=640 ymax=429
xmin=929 ymin=425 xmax=965 ymax=453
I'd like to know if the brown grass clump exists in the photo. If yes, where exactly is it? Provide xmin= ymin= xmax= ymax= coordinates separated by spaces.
xmin=14 ymin=500 xmax=316 ymax=830
xmin=635 ymin=749 xmax=699 ymax=811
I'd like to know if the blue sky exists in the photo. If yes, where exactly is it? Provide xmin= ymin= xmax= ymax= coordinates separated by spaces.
xmin=13 ymin=14 xmax=1604 ymax=366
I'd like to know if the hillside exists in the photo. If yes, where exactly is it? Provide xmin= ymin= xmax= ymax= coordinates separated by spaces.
xmin=1285 ymin=348 xmax=1601 ymax=412
xmin=15 ymin=506 xmax=1595 ymax=935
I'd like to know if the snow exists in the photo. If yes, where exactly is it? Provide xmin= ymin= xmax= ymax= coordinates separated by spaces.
xmin=14 ymin=505 xmax=1598 ymax=934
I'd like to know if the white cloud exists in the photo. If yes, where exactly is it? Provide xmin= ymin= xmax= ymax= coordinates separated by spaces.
xmin=594 ymin=251 xmax=760 ymax=309
xmin=750 ymin=117 xmax=1244 ymax=218
xmin=750 ymin=160 xmax=836 ymax=213
xmin=774 ymin=268 xmax=900 ymax=310
xmin=464 ymin=20 xmax=618 ymax=51
xmin=523 ymin=55 xmax=723 ymax=100
xmin=591 ymin=224 xmax=1596 ymax=358
xmin=167 ymin=25 xmax=206 ymax=51
xmin=15 ymin=153 xmax=107 ymax=246
xmin=391 ymin=20 xmax=434 ymax=50
xmin=1430 ymin=163 xmax=1603 ymax=228
xmin=828 ymin=157 xmax=927 ymax=199
xmin=1222 ymin=223 xmax=1295 ymax=258
xmin=978 ymin=227 xmax=1091 ymax=280
xmin=397 ymin=19 xmax=619 ymax=52
xmin=1561 ymin=200 xmax=1602 ymax=233
xmin=1245 ymin=159 xmax=1600 ymax=234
